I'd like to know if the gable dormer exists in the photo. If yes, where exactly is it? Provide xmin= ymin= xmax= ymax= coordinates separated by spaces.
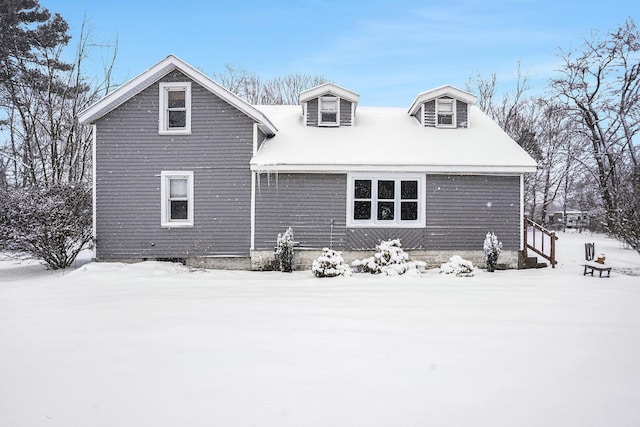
xmin=299 ymin=83 xmax=359 ymax=127
xmin=408 ymin=85 xmax=477 ymax=129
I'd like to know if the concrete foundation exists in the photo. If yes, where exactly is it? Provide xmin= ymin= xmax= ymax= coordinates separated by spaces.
xmin=97 ymin=249 xmax=521 ymax=271
xmin=250 ymin=249 xmax=520 ymax=271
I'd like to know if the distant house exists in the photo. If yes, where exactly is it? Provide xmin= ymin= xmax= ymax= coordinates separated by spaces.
xmin=79 ymin=55 xmax=537 ymax=269
xmin=548 ymin=211 xmax=591 ymax=229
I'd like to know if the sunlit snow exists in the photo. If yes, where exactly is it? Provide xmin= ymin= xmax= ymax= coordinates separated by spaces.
xmin=1 ymin=232 xmax=639 ymax=426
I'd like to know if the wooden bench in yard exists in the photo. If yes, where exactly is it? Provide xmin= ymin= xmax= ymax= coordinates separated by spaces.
xmin=583 ymin=242 xmax=611 ymax=277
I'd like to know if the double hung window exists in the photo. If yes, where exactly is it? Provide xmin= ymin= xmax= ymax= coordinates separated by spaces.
xmin=161 ymin=171 xmax=194 ymax=227
xmin=436 ymin=98 xmax=455 ymax=128
xmin=159 ymin=82 xmax=191 ymax=134
xmin=319 ymin=96 xmax=339 ymax=126
xmin=348 ymin=175 xmax=424 ymax=227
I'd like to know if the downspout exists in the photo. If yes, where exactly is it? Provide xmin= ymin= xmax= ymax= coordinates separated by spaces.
xmin=251 ymin=123 xmax=258 ymax=251
xmin=92 ymin=123 xmax=97 ymax=260
xmin=520 ymin=173 xmax=525 ymax=251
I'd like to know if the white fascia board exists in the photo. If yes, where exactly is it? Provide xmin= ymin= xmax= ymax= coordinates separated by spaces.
xmin=250 ymin=163 xmax=538 ymax=174
xmin=78 ymin=55 xmax=278 ymax=135
xmin=299 ymin=82 xmax=360 ymax=104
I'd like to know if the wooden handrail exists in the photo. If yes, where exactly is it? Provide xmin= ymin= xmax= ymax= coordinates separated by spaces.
xmin=524 ymin=218 xmax=558 ymax=268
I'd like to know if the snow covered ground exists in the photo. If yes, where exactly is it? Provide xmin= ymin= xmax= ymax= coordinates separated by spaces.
xmin=1 ymin=232 xmax=639 ymax=427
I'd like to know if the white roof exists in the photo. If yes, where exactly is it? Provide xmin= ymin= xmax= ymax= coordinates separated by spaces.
xmin=251 ymin=105 xmax=538 ymax=173
xmin=78 ymin=55 xmax=277 ymax=135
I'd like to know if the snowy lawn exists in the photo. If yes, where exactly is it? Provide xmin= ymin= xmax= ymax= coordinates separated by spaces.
xmin=1 ymin=232 xmax=640 ymax=427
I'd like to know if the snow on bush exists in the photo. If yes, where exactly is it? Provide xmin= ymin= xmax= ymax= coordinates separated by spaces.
xmin=483 ymin=232 xmax=503 ymax=272
xmin=312 ymin=248 xmax=352 ymax=278
xmin=352 ymin=239 xmax=424 ymax=276
xmin=0 ymin=184 xmax=92 ymax=270
xmin=275 ymin=227 xmax=295 ymax=272
xmin=440 ymin=255 xmax=475 ymax=277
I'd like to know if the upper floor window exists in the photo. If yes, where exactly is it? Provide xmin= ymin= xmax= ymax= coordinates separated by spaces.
xmin=319 ymin=96 xmax=339 ymax=126
xmin=347 ymin=174 xmax=425 ymax=227
xmin=161 ymin=171 xmax=194 ymax=227
xmin=159 ymin=82 xmax=191 ymax=134
xmin=436 ymin=98 xmax=455 ymax=128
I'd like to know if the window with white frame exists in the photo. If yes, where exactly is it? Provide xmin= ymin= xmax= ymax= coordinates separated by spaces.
xmin=436 ymin=98 xmax=455 ymax=128
xmin=348 ymin=174 xmax=424 ymax=227
xmin=159 ymin=82 xmax=191 ymax=134
xmin=319 ymin=96 xmax=339 ymax=126
xmin=161 ymin=171 xmax=194 ymax=227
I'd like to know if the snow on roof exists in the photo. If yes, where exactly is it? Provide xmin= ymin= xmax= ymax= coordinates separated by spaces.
xmin=299 ymin=82 xmax=360 ymax=104
xmin=407 ymin=85 xmax=477 ymax=116
xmin=251 ymin=105 xmax=538 ymax=173
xmin=78 ymin=55 xmax=277 ymax=135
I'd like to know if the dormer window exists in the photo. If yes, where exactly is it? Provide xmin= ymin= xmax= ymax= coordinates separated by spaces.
xmin=436 ymin=98 xmax=455 ymax=128
xmin=319 ymin=96 xmax=339 ymax=126
xmin=408 ymin=86 xmax=475 ymax=129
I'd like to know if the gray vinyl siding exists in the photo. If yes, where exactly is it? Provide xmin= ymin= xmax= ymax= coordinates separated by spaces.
xmin=424 ymin=100 xmax=436 ymax=127
xmin=305 ymin=97 xmax=353 ymax=127
xmin=306 ymin=99 xmax=319 ymax=126
xmin=254 ymin=173 xmax=347 ymax=249
xmin=94 ymin=70 xmax=255 ymax=259
xmin=456 ymin=101 xmax=469 ymax=128
xmin=424 ymin=175 xmax=520 ymax=250
xmin=340 ymin=99 xmax=353 ymax=126
xmin=254 ymin=173 xmax=521 ymax=252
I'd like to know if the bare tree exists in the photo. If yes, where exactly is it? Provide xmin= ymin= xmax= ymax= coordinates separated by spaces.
xmin=214 ymin=66 xmax=328 ymax=105
xmin=0 ymin=4 xmax=117 ymax=189
xmin=550 ymin=18 xmax=640 ymax=249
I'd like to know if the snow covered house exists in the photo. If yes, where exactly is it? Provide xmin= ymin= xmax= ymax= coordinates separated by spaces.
xmin=79 ymin=55 xmax=537 ymax=269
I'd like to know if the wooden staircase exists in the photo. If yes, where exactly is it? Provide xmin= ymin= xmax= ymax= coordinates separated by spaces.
xmin=522 ymin=218 xmax=558 ymax=269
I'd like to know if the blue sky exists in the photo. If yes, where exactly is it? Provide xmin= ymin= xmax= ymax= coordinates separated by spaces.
xmin=45 ymin=0 xmax=636 ymax=106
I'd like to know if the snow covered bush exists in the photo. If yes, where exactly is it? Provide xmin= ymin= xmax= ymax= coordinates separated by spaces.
xmin=483 ymin=231 xmax=503 ymax=272
xmin=0 ymin=184 xmax=92 ymax=270
xmin=312 ymin=248 xmax=352 ymax=278
xmin=352 ymin=239 xmax=422 ymax=276
xmin=275 ymin=227 xmax=295 ymax=272
xmin=440 ymin=255 xmax=475 ymax=277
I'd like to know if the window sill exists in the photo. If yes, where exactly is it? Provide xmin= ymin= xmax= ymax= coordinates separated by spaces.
xmin=161 ymin=222 xmax=194 ymax=228
xmin=159 ymin=129 xmax=192 ymax=136
xmin=347 ymin=222 xmax=425 ymax=228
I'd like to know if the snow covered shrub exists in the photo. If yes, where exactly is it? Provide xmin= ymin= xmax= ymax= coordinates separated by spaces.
xmin=440 ymin=255 xmax=475 ymax=277
xmin=483 ymin=232 xmax=503 ymax=272
xmin=275 ymin=227 xmax=295 ymax=272
xmin=312 ymin=248 xmax=352 ymax=278
xmin=352 ymin=239 xmax=421 ymax=276
xmin=0 ymin=184 xmax=92 ymax=270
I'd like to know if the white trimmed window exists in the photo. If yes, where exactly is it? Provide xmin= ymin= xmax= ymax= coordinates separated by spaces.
xmin=319 ymin=96 xmax=339 ymax=126
xmin=436 ymin=98 xmax=456 ymax=128
xmin=159 ymin=82 xmax=192 ymax=134
xmin=161 ymin=171 xmax=194 ymax=227
xmin=347 ymin=174 xmax=425 ymax=227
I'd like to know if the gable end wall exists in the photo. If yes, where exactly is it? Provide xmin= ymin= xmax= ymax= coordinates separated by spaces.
xmin=94 ymin=70 xmax=255 ymax=259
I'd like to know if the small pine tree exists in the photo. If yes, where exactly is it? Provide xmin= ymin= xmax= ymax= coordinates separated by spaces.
xmin=483 ymin=232 xmax=502 ymax=272
xmin=275 ymin=227 xmax=294 ymax=272
xmin=312 ymin=248 xmax=352 ymax=278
